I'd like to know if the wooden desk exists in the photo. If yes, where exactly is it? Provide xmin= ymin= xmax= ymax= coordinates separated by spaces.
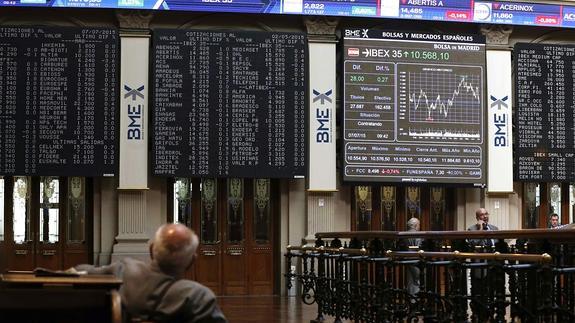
xmin=0 ymin=272 xmax=123 ymax=323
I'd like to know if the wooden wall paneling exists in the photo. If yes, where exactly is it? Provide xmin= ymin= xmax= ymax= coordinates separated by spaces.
xmin=7 ymin=177 xmax=35 ymax=271
xmin=64 ymin=177 xmax=94 ymax=268
xmin=36 ymin=177 xmax=63 ymax=270
xmin=446 ymin=189 xmax=455 ymax=231
xmin=539 ymin=183 xmax=548 ymax=228
xmin=221 ymin=179 xmax=247 ymax=295
xmin=0 ymin=177 xmax=6 ymax=273
xmin=420 ymin=187 xmax=430 ymax=231
xmin=380 ymin=186 xmax=397 ymax=231
xmin=350 ymin=186 xmax=357 ymax=231
xmin=396 ymin=186 xmax=406 ymax=231
xmin=372 ymin=186 xmax=381 ymax=231
xmin=561 ymin=182 xmax=570 ymax=226
xmin=196 ymin=178 xmax=222 ymax=295
xmin=248 ymin=179 xmax=274 ymax=295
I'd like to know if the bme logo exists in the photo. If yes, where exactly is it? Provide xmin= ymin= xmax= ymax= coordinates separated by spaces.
xmin=313 ymin=89 xmax=333 ymax=143
xmin=490 ymin=95 xmax=508 ymax=147
xmin=124 ymin=85 xmax=145 ymax=100
xmin=124 ymin=84 xmax=145 ymax=140
xmin=344 ymin=29 xmax=369 ymax=38
xmin=345 ymin=30 xmax=361 ymax=37
xmin=490 ymin=95 xmax=508 ymax=110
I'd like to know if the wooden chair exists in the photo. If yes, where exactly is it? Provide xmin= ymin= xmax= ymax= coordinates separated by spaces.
xmin=111 ymin=289 xmax=122 ymax=323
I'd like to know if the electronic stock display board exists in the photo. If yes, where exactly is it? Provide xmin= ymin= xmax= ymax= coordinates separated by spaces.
xmin=5 ymin=0 xmax=575 ymax=30
xmin=152 ymin=30 xmax=306 ymax=178
xmin=343 ymin=29 xmax=486 ymax=185
xmin=0 ymin=26 xmax=118 ymax=176
xmin=515 ymin=43 xmax=575 ymax=182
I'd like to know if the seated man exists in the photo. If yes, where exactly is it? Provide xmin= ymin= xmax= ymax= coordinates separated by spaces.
xmin=75 ymin=223 xmax=227 ymax=323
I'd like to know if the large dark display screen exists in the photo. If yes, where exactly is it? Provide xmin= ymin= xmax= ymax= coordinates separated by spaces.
xmin=0 ymin=26 xmax=118 ymax=176
xmin=343 ymin=29 xmax=486 ymax=185
xmin=515 ymin=43 xmax=575 ymax=182
xmin=152 ymin=30 xmax=306 ymax=178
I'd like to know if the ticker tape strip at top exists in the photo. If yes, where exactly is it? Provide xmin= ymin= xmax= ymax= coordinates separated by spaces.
xmin=7 ymin=0 xmax=575 ymax=29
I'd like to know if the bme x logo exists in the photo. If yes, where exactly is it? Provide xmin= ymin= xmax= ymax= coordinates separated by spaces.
xmin=124 ymin=85 xmax=145 ymax=100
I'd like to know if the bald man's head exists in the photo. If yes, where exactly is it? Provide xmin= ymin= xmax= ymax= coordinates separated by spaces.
xmin=476 ymin=208 xmax=489 ymax=222
xmin=150 ymin=223 xmax=199 ymax=277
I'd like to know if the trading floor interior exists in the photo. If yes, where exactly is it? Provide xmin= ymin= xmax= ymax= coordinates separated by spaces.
xmin=0 ymin=2 xmax=574 ymax=322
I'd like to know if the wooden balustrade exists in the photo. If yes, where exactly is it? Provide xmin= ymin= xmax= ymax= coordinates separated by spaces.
xmin=286 ymin=229 xmax=575 ymax=323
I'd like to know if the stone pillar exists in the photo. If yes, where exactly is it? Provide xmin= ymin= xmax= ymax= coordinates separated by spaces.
xmin=112 ymin=12 xmax=155 ymax=262
xmin=96 ymin=177 xmax=119 ymax=265
xmin=112 ymin=191 xmax=150 ymax=261
xmin=480 ymin=25 xmax=513 ymax=47
xmin=463 ymin=188 xmax=482 ymax=230
xmin=303 ymin=17 xmax=344 ymax=244
xmin=480 ymin=25 xmax=519 ymax=230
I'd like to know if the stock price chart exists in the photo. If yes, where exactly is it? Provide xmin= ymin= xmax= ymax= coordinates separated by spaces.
xmin=343 ymin=29 xmax=486 ymax=185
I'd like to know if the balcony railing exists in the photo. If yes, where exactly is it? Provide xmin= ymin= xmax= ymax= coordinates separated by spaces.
xmin=285 ymin=228 xmax=575 ymax=323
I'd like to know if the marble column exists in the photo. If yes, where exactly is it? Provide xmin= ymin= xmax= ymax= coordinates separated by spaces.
xmin=480 ymin=25 xmax=520 ymax=230
xmin=112 ymin=11 xmax=155 ymax=262
xmin=303 ymin=17 xmax=347 ymax=244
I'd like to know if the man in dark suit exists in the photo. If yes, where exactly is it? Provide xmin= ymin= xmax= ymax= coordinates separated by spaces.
xmin=467 ymin=207 xmax=498 ymax=322
xmin=75 ymin=224 xmax=227 ymax=323
xmin=467 ymin=207 xmax=499 ymax=247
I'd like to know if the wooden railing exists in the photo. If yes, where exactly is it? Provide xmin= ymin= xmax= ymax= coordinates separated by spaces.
xmin=285 ymin=229 xmax=575 ymax=323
